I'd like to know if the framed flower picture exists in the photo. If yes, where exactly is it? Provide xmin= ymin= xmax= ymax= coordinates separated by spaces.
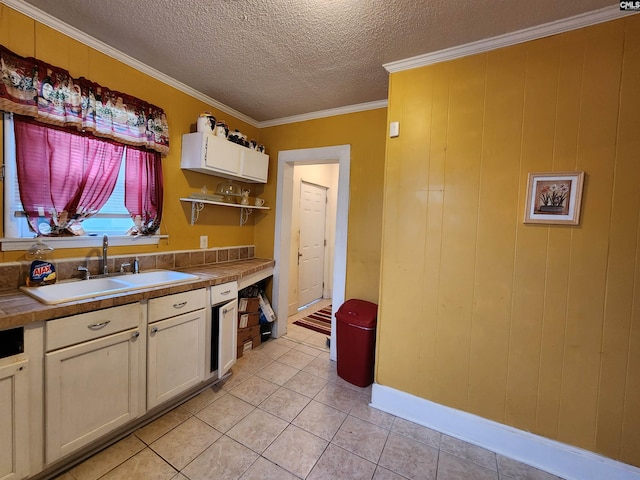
xmin=524 ymin=171 xmax=585 ymax=225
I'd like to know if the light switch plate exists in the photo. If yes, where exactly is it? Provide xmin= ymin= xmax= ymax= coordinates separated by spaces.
xmin=389 ymin=121 xmax=400 ymax=138
xmin=199 ymin=236 xmax=208 ymax=249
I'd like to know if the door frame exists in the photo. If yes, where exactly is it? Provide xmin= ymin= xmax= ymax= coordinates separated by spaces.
xmin=273 ymin=145 xmax=350 ymax=361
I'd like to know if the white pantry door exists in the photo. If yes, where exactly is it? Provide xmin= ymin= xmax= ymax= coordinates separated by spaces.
xmin=298 ymin=181 xmax=327 ymax=307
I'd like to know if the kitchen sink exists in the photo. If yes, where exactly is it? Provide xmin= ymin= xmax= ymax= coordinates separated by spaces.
xmin=20 ymin=270 xmax=200 ymax=305
xmin=118 ymin=270 xmax=199 ymax=287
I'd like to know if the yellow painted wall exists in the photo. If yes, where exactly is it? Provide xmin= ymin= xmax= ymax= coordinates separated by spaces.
xmin=0 ymin=5 xmax=260 ymax=262
xmin=257 ymin=109 xmax=387 ymax=303
xmin=378 ymin=16 xmax=640 ymax=465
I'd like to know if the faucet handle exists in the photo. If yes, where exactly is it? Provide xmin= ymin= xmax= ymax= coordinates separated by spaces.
xmin=77 ymin=266 xmax=90 ymax=280
xmin=119 ymin=262 xmax=131 ymax=273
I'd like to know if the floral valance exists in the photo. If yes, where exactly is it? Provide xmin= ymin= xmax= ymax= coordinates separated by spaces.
xmin=0 ymin=45 xmax=169 ymax=155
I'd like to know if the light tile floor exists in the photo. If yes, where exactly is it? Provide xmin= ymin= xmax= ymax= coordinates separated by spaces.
xmin=54 ymin=299 xmax=565 ymax=480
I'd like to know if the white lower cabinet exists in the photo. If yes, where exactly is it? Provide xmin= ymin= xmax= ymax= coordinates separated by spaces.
xmin=218 ymin=298 xmax=237 ymax=378
xmin=36 ymin=286 xmax=225 ymax=474
xmin=146 ymin=289 xmax=206 ymax=409
xmin=44 ymin=304 xmax=143 ymax=464
xmin=147 ymin=310 xmax=205 ymax=409
xmin=211 ymin=282 xmax=238 ymax=379
xmin=0 ymin=357 xmax=29 ymax=480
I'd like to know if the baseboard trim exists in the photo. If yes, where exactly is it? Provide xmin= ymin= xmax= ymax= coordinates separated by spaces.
xmin=370 ymin=384 xmax=640 ymax=480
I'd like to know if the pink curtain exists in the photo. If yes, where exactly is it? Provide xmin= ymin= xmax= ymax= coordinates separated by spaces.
xmin=125 ymin=148 xmax=163 ymax=235
xmin=14 ymin=116 xmax=123 ymax=235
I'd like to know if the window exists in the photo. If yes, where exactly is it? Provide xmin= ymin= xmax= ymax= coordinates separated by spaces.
xmin=2 ymin=113 xmax=164 ymax=250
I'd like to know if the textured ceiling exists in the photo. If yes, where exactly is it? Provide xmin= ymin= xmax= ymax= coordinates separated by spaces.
xmin=18 ymin=0 xmax=617 ymax=122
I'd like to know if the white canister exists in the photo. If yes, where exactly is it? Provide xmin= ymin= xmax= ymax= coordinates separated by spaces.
xmin=197 ymin=114 xmax=216 ymax=133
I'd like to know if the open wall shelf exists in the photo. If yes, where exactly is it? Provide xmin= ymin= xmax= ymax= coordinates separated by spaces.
xmin=180 ymin=198 xmax=269 ymax=226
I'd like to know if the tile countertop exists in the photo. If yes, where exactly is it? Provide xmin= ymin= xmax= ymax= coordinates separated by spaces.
xmin=0 ymin=258 xmax=275 ymax=331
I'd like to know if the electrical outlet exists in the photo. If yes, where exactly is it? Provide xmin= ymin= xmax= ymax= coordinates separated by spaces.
xmin=199 ymin=236 xmax=208 ymax=249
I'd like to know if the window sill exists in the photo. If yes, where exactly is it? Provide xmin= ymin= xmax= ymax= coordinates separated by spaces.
xmin=0 ymin=235 xmax=168 ymax=252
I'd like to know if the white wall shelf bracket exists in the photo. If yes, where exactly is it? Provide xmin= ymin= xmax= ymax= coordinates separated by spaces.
xmin=190 ymin=201 xmax=206 ymax=225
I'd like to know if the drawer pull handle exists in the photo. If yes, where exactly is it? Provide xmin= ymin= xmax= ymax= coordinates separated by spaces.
xmin=131 ymin=331 xmax=140 ymax=339
xmin=173 ymin=301 xmax=187 ymax=309
xmin=221 ymin=290 xmax=231 ymax=295
xmin=222 ymin=308 xmax=228 ymax=314
xmin=87 ymin=321 xmax=110 ymax=330
xmin=150 ymin=327 xmax=158 ymax=335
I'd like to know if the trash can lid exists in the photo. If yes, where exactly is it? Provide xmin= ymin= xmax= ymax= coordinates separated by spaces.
xmin=336 ymin=299 xmax=378 ymax=328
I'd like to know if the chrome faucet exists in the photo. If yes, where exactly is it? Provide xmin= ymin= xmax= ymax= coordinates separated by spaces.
xmin=102 ymin=234 xmax=109 ymax=275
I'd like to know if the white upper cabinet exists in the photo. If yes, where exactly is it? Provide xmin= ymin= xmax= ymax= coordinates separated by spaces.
xmin=240 ymin=147 xmax=269 ymax=183
xmin=181 ymin=132 xmax=269 ymax=183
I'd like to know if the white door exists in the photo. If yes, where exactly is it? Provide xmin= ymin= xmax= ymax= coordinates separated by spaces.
xmin=45 ymin=328 xmax=141 ymax=463
xmin=147 ymin=310 xmax=205 ymax=409
xmin=0 ymin=358 xmax=29 ymax=480
xmin=298 ymin=181 xmax=327 ymax=307
xmin=218 ymin=298 xmax=238 ymax=378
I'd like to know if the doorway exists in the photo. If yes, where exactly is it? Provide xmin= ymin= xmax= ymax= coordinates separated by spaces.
xmin=272 ymin=145 xmax=350 ymax=361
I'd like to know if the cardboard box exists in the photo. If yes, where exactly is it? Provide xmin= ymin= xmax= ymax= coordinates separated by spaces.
xmin=238 ymin=297 xmax=260 ymax=313
xmin=237 ymin=341 xmax=252 ymax=359
xmin=237 ymin=324 xmax=261 ymax=347
xmin=252 ymin=332 xmax=262 ymax=349
xmin=236 ymin=335 xmax=260 ymax=358
xmin=238 ymin=312 xmax=260 ymax=329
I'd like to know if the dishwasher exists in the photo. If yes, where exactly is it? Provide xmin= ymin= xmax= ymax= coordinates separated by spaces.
xmin=207 ymin=281 xmax=238 ymax=380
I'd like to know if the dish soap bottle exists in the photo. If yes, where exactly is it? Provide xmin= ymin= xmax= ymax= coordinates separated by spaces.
xmin=25 ymin=239 xmax=57 ymax=286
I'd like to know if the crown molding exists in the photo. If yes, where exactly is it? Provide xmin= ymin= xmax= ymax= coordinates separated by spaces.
xmin=1 ymin=0 xmax=259 ymax=127
xmin=258 ymin=100 xmax=388 ymax=128
xmin=384 ymin=6 xmax=637 ymax=73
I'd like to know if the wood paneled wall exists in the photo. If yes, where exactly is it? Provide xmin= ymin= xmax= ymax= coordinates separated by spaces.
xmin=378 ymin=16 xmax=640 ymax=466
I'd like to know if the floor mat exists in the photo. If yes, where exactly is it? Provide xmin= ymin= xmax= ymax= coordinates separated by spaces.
xmin=293 ymin=304 xmax=332 ymax=335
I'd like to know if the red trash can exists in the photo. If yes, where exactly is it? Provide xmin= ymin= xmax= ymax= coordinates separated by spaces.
xmin=335 ymin=299 xmax=378 ymax=387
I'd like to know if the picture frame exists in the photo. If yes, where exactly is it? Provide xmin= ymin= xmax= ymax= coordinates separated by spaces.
xmin=524 ymin=171 xmax=585 ymax=225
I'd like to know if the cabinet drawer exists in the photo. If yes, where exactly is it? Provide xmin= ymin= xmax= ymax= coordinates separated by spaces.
xmin=46 ymin=303 xmax=140 ymax=352
xmin=211 ymin=282 xmax=237 ymax=305
xmin=148 ymin=288 xmax=206 ymax=323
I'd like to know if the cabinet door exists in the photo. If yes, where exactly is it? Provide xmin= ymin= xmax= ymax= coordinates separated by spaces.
xmin=240 ymin=148 xmax=269 ymax=183
xmin=0 ymin=358 xmax=29 ymax=480
xmin=204 ymin=134 xmax=241 ymax=176
xmin=219 ymin=298 xmax=238 ymax=378
xmin=45 ymin=329 xmax=141 ymax=464
xmin=147 ymin=310 xmax=205 ymax=409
